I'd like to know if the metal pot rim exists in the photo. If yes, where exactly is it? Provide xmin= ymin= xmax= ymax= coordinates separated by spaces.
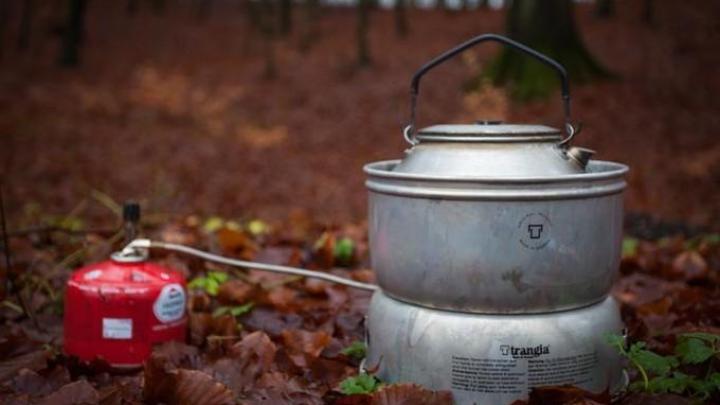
xmin=364 ymin=160 xmax=628 ymax=184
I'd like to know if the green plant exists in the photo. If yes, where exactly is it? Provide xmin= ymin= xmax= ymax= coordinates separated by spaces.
xmin=339 ymin=372 xmax=383 ymax=395
xmin=622 ymin=237 xmax=639 ymax=258
xmin=247 ymin=219 xmax=269 ymax=236
xmin=188 ymin=271 xmax=229 ymax=296
xmin=212 ymin=302 xmax=254 ymax=318
xmin=340 ymin=341 xmax=366 ymax=361
xmin=334 ymin=237 xmax=354 ymax=265
xmin=607 ymin=333 xmax=720 ymax=400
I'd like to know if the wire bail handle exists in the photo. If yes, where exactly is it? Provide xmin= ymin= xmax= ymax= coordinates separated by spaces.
xmin=404 ymin=33 xmax=576 ymax=146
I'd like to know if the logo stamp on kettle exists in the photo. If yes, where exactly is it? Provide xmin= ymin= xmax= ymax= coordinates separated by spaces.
xmin=518 ymin=213 xmax=552 ymax=250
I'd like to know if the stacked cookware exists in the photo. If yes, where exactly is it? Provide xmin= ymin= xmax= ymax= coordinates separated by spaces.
xmin=362 ymin=34 xmax=629 ymax=404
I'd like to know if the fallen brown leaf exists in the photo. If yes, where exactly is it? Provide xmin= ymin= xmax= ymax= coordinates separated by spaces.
xmin=39 ymin=380 xmax=99 ymax=405
xmin=371 ymin=383 xmax=453 ymax=405
xmin=281 ymin=329 xmax=332 ymax=368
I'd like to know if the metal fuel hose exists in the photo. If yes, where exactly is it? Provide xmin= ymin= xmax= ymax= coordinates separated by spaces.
xmin=119 ymin=239 xmax=378 ymax=292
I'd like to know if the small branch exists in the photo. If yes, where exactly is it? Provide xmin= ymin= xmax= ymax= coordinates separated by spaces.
xmin=90 ymin=189 xmax=122 ymax=217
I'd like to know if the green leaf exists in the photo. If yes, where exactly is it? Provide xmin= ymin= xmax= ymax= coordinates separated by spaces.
xmin=341 ymin=341 xmax=367 ymax=360
xmin=709 ymin=372 xmax=720 ymax=389
xmin=629 ymin=344 xmax=678 ymax=376
xmin=605 ymin=333 xmax=626 ymax=351
xmin=225 ymin=220 xmax=242 ymax=231
xmin=203 ymin=216 xmax=225 ymax=233
xmin=188 ymin=272 xmax=228 ymax=296
xmin=212 ymin=303 xmax=254 ymax=318
xmin=205 ymin=278 xmax=220 ymax=296
xmin=334 ymin=237 xmax=354 ymax=265
xmin=675 ymin=337 xmax=715 ymax=364
xmin=188 ymin=277 xmax=208 ymax=290
xmin=339 ymin=373 xmax=382 ymax=395
xmin=647 ymin=372 xmax=693 ymax=394
xmin=212 ymin=306 xmax=230 ymax=318
xmin=680 ymin=332 xmax=720 ymax=344
xmin=622 ymin=237 xmax=639 ymax=258
xmin=247 ymin=219 xmax=269 ymax=236
xmin=208 ymin=271 xmax=229 ymax=284
xmin=230 ymin=302 xmax=254 ymax=316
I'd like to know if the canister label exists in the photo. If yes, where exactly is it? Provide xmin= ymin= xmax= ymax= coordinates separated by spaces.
xmin=153 ymin=283 xmax=186 ymax=323
xmin=451 ymin=344 xmax=598 ymax=395
xmin=102 ymin=318 xmax=133 ymax=339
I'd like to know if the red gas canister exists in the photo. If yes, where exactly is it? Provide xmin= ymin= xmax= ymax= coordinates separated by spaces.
xmin=63 ymin=253 xmax=187 ymax=367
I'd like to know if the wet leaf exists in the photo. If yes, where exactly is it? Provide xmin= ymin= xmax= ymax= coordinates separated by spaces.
xmin=217 ymin=280 xmax=255 ymax=305
xmin=521 ymin=385 xmax=610 ymax=405
xmin=671 ymin=251 xmax=708 ymax=281
xmin=0 ymin=350 xmax=49 ymax=382
xmin=217 ymin=228 xmax=257 ymax=257
xmin=144 ymin=345 xmax=233 ymax=405
xmin=281 ymin=329 xmax=332 ymax=367
xmin=39 ymin=380 xmax=99 ymax=405
xmin=371 ymin=383 xmax=453 ymax=405
xmin=207 ymin=331 xmax=277 ymax=394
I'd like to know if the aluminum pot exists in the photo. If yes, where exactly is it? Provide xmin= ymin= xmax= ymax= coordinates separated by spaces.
xmin=365 ymin=292 xmax=626 ymax=405
xmin=365 ymin=34 xmax=628 ymax=313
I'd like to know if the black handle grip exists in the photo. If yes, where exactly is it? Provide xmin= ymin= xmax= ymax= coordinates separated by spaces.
xmin=405 ymin=33 xmax=574 ymax=145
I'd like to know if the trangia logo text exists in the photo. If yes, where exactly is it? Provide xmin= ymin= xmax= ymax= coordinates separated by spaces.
xmin=500 ymin=344 xmax=550 ymax=359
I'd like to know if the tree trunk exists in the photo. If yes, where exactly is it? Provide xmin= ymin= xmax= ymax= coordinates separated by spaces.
xmin=643 ymin=0 xmax=654 ymax=24
xmin=435 ymin=0 xmax=447 ymax=11
xmin=278 ymin=0 xmax=292 ymax=35
xmin=394 ymin=0 xmax=408 ymax=38
xmin=127 ymin=0 xmax=139 ymax=15
xmin=195 ymin=0 xmax=213 ymax=19
xmin=153 ymin=0 xmax=167 ymax=14
xmin=0 ymin=0 xmax=8 ymax=58
xmin=58 ymin=0 xmax=87 ymax=67
xmin=17 ymin=0 xmax=33 ymax=51
xmin=595 ymin=0 xmax=614 ymax=18
xmin=487 ymin=0 xmax=608 ymax=100
xmin=478 ymin=0 xmax=489 ymax=9
xmin=259 ymin=0 xmax=277 ymax=79
xmin=356 ymin=0 xmax=371 ymax=67
xmin=299 ymin=0 xmax=319 ymax=52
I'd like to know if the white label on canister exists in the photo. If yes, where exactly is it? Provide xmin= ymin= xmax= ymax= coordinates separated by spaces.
xmin=451 ymin=344 xmax=598 ymax=396
xmin=102 ymin=318 xmax=133 ymax=339
xmin=153 ymin=283 xmax=186 ymax=323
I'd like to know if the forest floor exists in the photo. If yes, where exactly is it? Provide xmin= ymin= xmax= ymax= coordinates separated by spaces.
xmin=1 ymin=215 xmax=720 ymax=404
xmin=1 ymin=0 xmax=720 ymax=404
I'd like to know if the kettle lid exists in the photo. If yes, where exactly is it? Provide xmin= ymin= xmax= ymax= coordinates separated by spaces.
xmin=416 ymin=122 xmax=562 ymax=143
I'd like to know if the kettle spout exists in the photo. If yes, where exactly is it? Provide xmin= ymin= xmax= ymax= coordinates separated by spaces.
xmin=566 ymin=147 xmax=595 ymax=170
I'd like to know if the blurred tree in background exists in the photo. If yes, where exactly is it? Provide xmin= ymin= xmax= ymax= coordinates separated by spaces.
xmin=595 ymin=0 xmax=614 ymax=18
xmin=356 ymin=0 xmax=372 ymax=66
xmin=394 ymin=0 xmax=408 ymax=38
xmin=485 ymin=0 xmax=608 ymax=100
xmin=58 ymin=0 xmax=87 ymax=66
